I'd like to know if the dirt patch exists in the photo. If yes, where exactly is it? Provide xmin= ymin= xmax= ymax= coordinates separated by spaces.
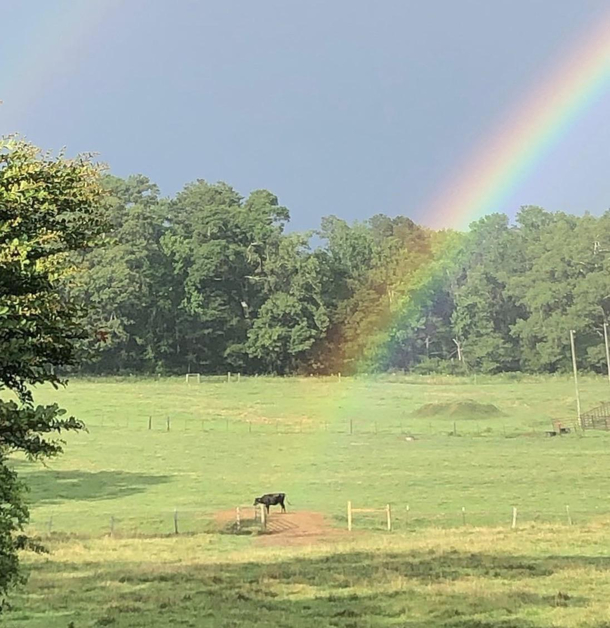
xmin=413 ymin=399 xmax=503 ymax=419
xmin=214 ymin=509 xmax=349 ymax=547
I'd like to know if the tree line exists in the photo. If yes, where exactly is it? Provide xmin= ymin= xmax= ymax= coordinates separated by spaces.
xmin=68 ymin=174 xmax=610 ymax=376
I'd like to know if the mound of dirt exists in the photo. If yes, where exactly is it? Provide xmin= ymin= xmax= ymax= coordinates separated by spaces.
xmin=214 ymin=509 xmax=349 ymax=546
xmin=413 ymin=399 xmax=503 ymax=419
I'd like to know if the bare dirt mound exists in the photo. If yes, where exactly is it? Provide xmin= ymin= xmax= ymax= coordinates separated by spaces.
xmin=214 ymin=509 xmax=348 ymax=547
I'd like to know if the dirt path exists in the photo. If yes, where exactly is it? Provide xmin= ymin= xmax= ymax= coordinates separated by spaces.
xmin=215 ymin=509 xmax=349 ymax=546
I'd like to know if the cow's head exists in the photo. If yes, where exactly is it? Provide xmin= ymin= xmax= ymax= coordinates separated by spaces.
xmin=253 ymin=497 xmax=261 ymax=506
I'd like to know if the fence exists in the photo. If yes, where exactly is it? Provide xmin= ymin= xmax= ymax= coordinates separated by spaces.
xmin=185 ymin=372 xmax=242 ymax=384
xmin=235 ymin=504 xmax=266 ymax=532
xmin=80 ymin=414 xmax=588 ymax=439
xmin=343 ymin=503 xmax=583 ymax=532
xmin=343 ymin=503 xmax=581 ymax=531
xmin=581 ymin=402 xmax=610 ymax=430
xmin=31 ymin=508 xmax=260 ymax=538
xmin=28 ymin=503 xmax=597 ymax=539
xmin=348 ymin=501 xmax=392 ymax=531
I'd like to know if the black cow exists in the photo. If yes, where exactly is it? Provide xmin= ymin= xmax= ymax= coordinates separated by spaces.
xmin=253 ymin=492 xmax=287 ymax=513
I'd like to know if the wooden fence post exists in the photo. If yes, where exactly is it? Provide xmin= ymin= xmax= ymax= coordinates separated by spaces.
xmin=406 ymin=504 xmax=410 ymax=525
xmin=228 ymin=372 xmax=231 ymax=383
xmin=259 ymin=504 xmax=266 ymax=531
xmin=347 ymin=501 xmax=353 ymax=532
xmin=174 ymin=508 xmax=179 ymax=534
xmin=110 ymin=515 xmax=115 ymax=537
xmin=197 ymin=373 xmax=201 ymax=384
xmin=238 ymin=372 xmax=241 ymax=383
xmin=185 ymin=373 xmax=189 ymax=384
xmin=166 ymin=417 xmax=170 ymax=432
xmin=148 ymin=416 xmax=152 ymax=430
xmin=566 ymin=505 xmax=572 ymax=526
xmin=462 ymin=506 xmax=466 ymax=526
xmin=236 ymin=507 xmax=241 ymax=531
xmin=511 ymin=507 xmax=518 ymax=530
xmin=386 ymin=504 xmax=392 ymax=531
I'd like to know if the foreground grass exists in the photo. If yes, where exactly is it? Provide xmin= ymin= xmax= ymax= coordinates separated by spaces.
xmin=7 ymin=521 xmax=610 ymax=627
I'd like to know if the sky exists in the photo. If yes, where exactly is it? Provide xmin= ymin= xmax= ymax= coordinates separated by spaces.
xmin=1 ymin=0 xmax=610 ymax=232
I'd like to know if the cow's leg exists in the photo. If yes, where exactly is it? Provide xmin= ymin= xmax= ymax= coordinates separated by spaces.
xmin=265 ymin=504 xmax=270 ymax=514
xmin=281 ymin=499 xmax=286 ymax=513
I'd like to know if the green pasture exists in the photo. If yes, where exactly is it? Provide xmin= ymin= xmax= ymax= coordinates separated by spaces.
xmin=9 ymin=374 xmax=610 ymax=534
xmin=7 ymin=374 xmax=610 ymax=627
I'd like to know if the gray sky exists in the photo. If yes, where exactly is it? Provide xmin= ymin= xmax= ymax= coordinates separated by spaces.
xmin=2 ymin=0 xmax=610 ymax=231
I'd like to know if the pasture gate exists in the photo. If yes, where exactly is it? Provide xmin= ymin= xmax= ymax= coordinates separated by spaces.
xmin=580 ymin=402 xmax=610 ymax=430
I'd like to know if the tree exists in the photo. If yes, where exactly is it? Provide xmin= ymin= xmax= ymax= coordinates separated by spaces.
xmin=507 ymin=207 xmax=610 ymax=372
xmin=245 ymin=233 xmax=329 ymax=373
xmin=450 ymin=214 xmax=523 ymax=373
xmin=164 ymin=182 xmax=289 ymax=372
xmin=67 ymin=175 xmax=177 ymax=373
xmin=385 ymin=229 xmax=463 ymax=373
xmin=0 ymin=138 xmax=104 ymax=607
xmin=316 ymin=214 xmax=440 ymax=373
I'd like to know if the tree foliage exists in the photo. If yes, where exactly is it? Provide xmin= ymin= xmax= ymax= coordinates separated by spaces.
xmin=62 ymin=164 xmax=610 ymax=377
xmin=0 ymin=138 xmax=104 ymax=607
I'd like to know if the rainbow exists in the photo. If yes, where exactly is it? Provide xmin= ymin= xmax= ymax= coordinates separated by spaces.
xmin=2 ymin=3 xmax=610 ymax=372
xmin=0 ymin=1 xmax=121 ymax=132
xmin=427 ymin=8 xmax=610 ymax=231
xmin=348 ymin=8 xmax=610 ymax=370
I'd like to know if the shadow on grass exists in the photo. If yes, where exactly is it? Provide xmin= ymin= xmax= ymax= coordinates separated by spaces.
xmin=11 ymin=549 xmax=606 ymax=627
xmin=18 ymin=469 xmax=171 ymax=504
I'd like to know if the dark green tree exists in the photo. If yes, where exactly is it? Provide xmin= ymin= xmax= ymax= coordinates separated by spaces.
xmin=165 ymin=182 xmax=289 ymax=372
xmin=507 ymin=207 xmax=610 ymax=372
xmin=246 ymin=234 xmax=329 ymax=373
xmin=68 ymin=174 xmax=177 ymax=373
xmin=0 ymin=138 xmax=104 ymax=607
xmin=451 ymin=214 xmax=523 ymax=372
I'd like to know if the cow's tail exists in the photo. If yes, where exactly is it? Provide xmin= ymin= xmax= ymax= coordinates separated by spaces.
xmin=286 ymin=497 xmax=293 ymax=505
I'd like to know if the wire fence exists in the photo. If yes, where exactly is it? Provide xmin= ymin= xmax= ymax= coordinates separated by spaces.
xmin=81 ymin=414 xmax=587 ymax=439
xmin=27 ymin=504 xmax=606 ymax=539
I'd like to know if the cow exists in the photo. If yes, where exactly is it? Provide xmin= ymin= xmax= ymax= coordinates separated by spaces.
xmin=253 ymin=492 xmax=287 ymax=514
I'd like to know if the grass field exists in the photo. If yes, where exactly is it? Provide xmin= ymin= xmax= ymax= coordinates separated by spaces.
xmin=6 ymin=374 xmax=610 ymax=626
